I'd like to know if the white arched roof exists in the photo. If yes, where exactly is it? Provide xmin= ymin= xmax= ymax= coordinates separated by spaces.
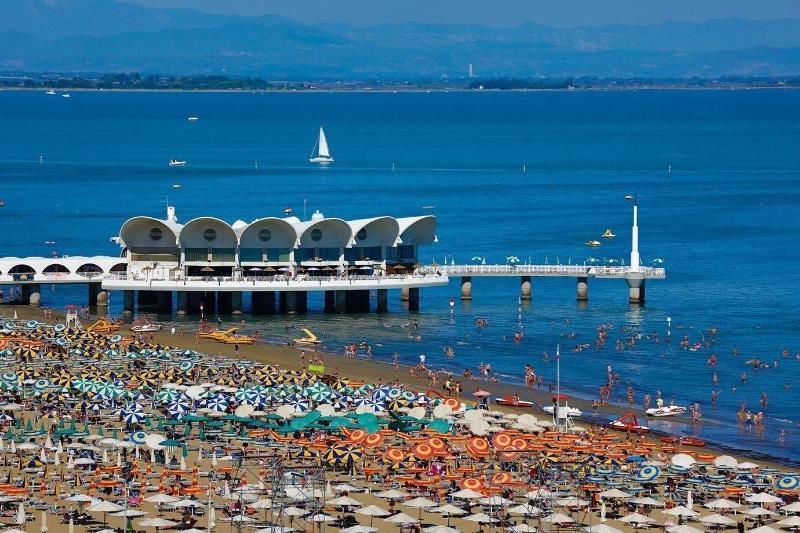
xmin=179 ymin=217 xmax=238 ymax=248
xmin=297 ymin=218 xmax=353 ymax=248
xmin=397 ymin=216 xmax=437 ymax=245
xmin=348 ymin=217 xmax=400 ymax=247
xmin=239 ymin=218 xmax=298 ymax=249
xmin=118 ymin=216 xmax=182 ymax=248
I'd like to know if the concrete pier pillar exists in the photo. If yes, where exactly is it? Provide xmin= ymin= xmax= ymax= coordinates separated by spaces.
xmin=577 ymin=276 xmax=589 ymax=302
xmin=408 ymin=287 xmax=420 ymax=312
xmin=520 ymin=276 xmax=532 ymax=300
xmin=626 ymin=273 xmax=646 ymax=304
xmin=251 ymin=292 xmax=275 ymax=314
xmin=177 ymin=291 xmax=188 ymax=315
xmin=96 ymin=290 xmax=108 ymax=316
xmin=346 ymin=290 xmax=370 ymax=313
xmin=88 ymin=282 xmax=102 ymax=307
xmin=21 ymin=284 xmax=41 ymax=307
xmin=231 ymin=292 xmax=243 ymax=315
xmin=123 ymin=290 xmax=135 ymax=321
xmin=400 ymin=287 xmax=410 ymax=302
xmin=157 ymin=291 xmax=173 ymax=314
xmin=376 ymin=289 xmax=388 ymax=313
xmin=460 ymin=276 xmax=472 ymax=300
xmin=217 ymin=292 xmax=232 ymax=315
xmin=324 ymin=291 xmax=336 ymax=313
xmin=335 ymin=291 xmax=347 ymax=313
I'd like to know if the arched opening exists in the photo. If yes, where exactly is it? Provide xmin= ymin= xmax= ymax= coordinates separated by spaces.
xmin=42 ymin=264 xmax=70 ymax=278
xmin=239 ymin=218 xmax=297 ymax=266
xmin=8 ymin=264 xmax=36 ymax=281
xmin=297 ymin=218 xmax=351 ymax=264
xmin=76 ymin=263 xmax=103 ymax=278
xmin=110 ymin=263 xmax=127 ymax=273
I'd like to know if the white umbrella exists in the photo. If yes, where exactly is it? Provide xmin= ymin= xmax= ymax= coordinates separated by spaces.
xmin=64 ymin=494 xmax=99 ymax=503
xmin=145 ymin=494 xmax=180 ymax=504
xmin=341 ymin=527 xmax=378 ymax=533
xmin=599 ymin=489 xmax=632 ymax=499
xmin=16 ymin=503 xmax=25 ymax=526
xmin=424 ymin=526 xmax=460 ymax=533
xmin=585 ymin=525 xmax=623 ymax=533
xmin=629 ymin=497 xmax=664 ymax=507
xmin=713 ymin=455 xmax=738 ymax=468
xmin=282 ymin=507 xmax=310 ymax=517
xmin=748 ymin=527 xmax=782 ymax=533
xmin=619 ymin=512 xmax=655 ymax=525
xmin=479 ymin=496 xmax=515 ymax=507
xmin=671 ymin=453 xmax=696 ymax=468
xmin=508 ymin=526 xmax=537 ymax=533
xmin=354 ymin=505 xmax=389 ymax=527
xmin=542 ymin=513 xmax=574 ymax=524
xmin=139 ymin=518 xmax=179 ymax=528
xmin=376 ymin=489 xmax=409 ymax=500
xmin=463 ymin=513 xmax=498 ymax=524
xmin=668 ymin=526 xmax=704 ymax=533
xmin=404 ymin=497 xmax=439 ymax=509
xmin=89 ymin=501 xmax=125 ymax=513
xmin=705 ymin=498 xmax=742 ymax=510
xmin=450 ymin=488 xmax=483 ymax=500
xmin=508 ymin=504 xmax=540 ymax=516
xmin=698 ymin=513 xmax=736 ymax=526
xmin=746 ymin=493 xmax=783 ymax=504
xmin=111 ymin=510 xmax=149 ymax=518
xmin=663 ymin=506 xmax=699 ymax=518
xmin=781 ymin=502 xmax=800 ymax=513
xmin=777 ymin=516 xmax=800 ymax=528
xmin=328 ymin=496 xmax=363 ymax=507
xmin=384 ymin=513 xmax=419 ymax=525
xmin=744 ymin=507 xmax=777 ymax=518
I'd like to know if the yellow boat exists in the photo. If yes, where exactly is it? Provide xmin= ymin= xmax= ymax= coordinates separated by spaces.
xmin=197 ymin=326 xmax=237 ymax=340
xmin=86 ymin=318 xmax=121 ymax=334
xmin=221 ymin=333 xmax=257 ymax=345
xmin=294 ymin=328 xmax=321 ymax=345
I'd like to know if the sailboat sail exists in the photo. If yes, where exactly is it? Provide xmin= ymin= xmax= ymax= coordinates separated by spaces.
xmin=317 ymin=127 xmax=330 ymax=158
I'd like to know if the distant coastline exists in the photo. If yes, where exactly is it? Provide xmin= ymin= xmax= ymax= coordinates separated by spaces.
xmin=2 ymin=72 xmax=799 ymax=93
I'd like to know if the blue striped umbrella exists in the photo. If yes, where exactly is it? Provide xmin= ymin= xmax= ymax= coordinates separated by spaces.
xmin=636 ymin=465 xmax=662 ymax=481
xmin=776 ymin=476 xmax=800 ymax=490
xmin=206 ymin=397 xmax=229 ymax=412
xmin=123 ymin=411 xmax=146 ymax=425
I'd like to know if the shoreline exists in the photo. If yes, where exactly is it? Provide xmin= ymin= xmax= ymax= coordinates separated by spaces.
xmin=3 ymin=303 xmax=795 ymax=470
xmin=3 ymin=86 xmax=800 ymax=94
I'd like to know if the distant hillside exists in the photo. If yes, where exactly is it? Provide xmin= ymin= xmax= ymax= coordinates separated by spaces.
xmin=2 ymin=0 xmax=800 ymax=78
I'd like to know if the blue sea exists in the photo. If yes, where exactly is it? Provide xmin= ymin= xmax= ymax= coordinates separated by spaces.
xmin=1 ymin=88 xmax=800 ymax=462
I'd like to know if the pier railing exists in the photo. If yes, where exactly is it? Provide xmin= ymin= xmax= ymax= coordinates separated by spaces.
xmin=431 ymin=264 xmax=665 ymax=278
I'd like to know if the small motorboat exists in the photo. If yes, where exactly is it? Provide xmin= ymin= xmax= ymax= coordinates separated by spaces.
xmin=585 ymin=240 xmax=601 ymax=247
xmin=645 ymin=405 xmax=687 ymax=417
xmin=0 ymin=199 xmax=4 ymax=207
xmin=495 ymin=396 xmax=534 ymax=408
xmin=169 ymin=159 xmax=187 ymax=167
xmin=602 ymin=229 xmax=616 ymax=239
xmin=61 ymin=93 xmax=71 ymax=98
xmin=187 ymin=116 xmax=199 ymax=121
xmin=172 ymin=184 xmax=182 ymax=188
xmin=283 ymin=207 xmax=294 ymax=216
xmin=625 ymin=194 xmax=634 ymax=200
xmin=609 ymin=412 xmax=650 ymax=434
xmin=130 ymin=316 xmax=163 ymax=333
xmin=45 ymin=89 xmax=56 ymax=95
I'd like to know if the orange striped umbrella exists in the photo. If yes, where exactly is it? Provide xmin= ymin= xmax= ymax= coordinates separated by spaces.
xmin=460 ymin=477 xmax=484 ymax=491
xmin=363 ymin=433 xmax=384 ymax=448
xmin=427 ymin=437 xmax=447 ymax=454
xmin=443 ymin=398 xmax=460 ymax=412
xmin=466 ymin=437 xmax=490 ymax=457
xmin=492 ymin=432 xmax=513 ymax=450
xmin=384 ymin=448 xmax=407 ymax=463
xmin=491 ymin=472 xmax=514 ymax=485
xmin=348 ymin=429 xmax=367 ymax=444
xmin=413 ymin=443 xmax=434 ymax=460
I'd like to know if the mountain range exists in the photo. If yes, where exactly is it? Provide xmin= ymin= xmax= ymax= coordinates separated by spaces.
xmin=2 ymin=0 xmax=800 ymax=79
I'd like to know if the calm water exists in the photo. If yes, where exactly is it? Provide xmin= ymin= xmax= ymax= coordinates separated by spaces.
xmin=1 ymin=89 xmax=800 ymax=462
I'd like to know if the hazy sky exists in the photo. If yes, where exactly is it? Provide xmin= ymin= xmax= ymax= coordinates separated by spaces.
xmin=128 ymin=0 xmax=800 ymax=26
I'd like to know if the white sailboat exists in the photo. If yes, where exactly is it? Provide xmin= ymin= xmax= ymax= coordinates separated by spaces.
xmin=309 ymin=126 xmax=334 ymax=164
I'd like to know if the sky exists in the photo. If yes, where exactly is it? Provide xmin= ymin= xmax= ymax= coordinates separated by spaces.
xmin=127 ymin=0 xmax=800 ymax=27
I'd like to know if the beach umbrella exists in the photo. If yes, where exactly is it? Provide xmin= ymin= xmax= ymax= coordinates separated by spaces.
xmin=328 ymin=496 xmax=363 ymax=508
xmin=668 ymin=527 xmax=704 ymax=533
xmin=635 ymin=465 xmax=661 ymax=481
xmin=599 ymin=488 xmax=632 ymax=499
xmin=781 ymin=502 xmax=800 ymax=513
xmin=541 ymin=513 xmax=574 ymax=525
xmin=384 ymin=513 xmax=419 ymax=525
xmin=744 ymin=507 xmax=778 ymax=518
xmin=776 ymin=476 xmax=800 ymax=490
xmin=663 ymin=506 xmax=699 ymax=518
xmin=699 ymin=513 xmax=737 ymax=526
xmin=671 ymin=453 xmax=696 ymax=468
xmin=355 ymin=505 xmax=390 ymax=527
xmin=89 ymin=501 xmax=125 ymax=526
xmin=450 ymin=489 xmax=483 ymax=500
xmin=342 ymin=527 xmax=378 ymax=533
xmin=628 ymin=497 xmax=664 ymax=507
xmin=16 ymin=502 xmax=25 ymax=526
xmin=705 ymin=498 xmax=742 ymax=510
xmin=585 ymin=526 xmax=622 ymax=533
xmin=619 ymin=512 xmax=655 ymax=525
xmin=747 ymin=493 xmax=783 ymax=505
xmin=464 ymin=513 xmax=498 ymax=525
xmin=748 ymin=528 xmax=782 ymax=533
xmin=508 ymin=526 xmax=536 ymax=533
xmin=376 ymin=489 xmax=408 ymax=500
xmin=776 ymin=515 xmax=800 ymax=528
xmin=139 ymin=517 xmax=179 ymax=532
xmin=507 ymin=504 xmax=540 ymax=517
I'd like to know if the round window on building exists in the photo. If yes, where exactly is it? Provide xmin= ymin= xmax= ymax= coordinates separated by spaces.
xmin=203 ymin=228 xmax=217 ymax=242
xmin=258 ymin=229 xmax=272 ymax=242
xmin=149 ymin=227 xmax=163 ymax=241
xmin=310 ymin=228 xmax=323 ymax=242
xmin=357 ymin=228 xmax=368 ymax=241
